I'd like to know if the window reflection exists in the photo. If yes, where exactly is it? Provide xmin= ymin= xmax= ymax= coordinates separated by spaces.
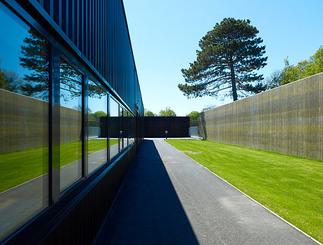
xmin=120 ymin=107 xmax=125 ymax=150
xmin=0 ymin=4 xmax=48 ymax=240
xmin=59 ymin=58 xmax=82 ymax=190
xmin=87 ymin=79 xmax=108 ymax=174
xmin=122 ymin=109 xmax=135 ymax=148
xmin=0 ymin=2 xmax=139 ymax=241
xmin=123 ymin=109 xmax=129 ymax=148
xmin=109 ymin=97 xmax=119 ymax=159
xmin=129 ymin=113 xmax=135 ymax=145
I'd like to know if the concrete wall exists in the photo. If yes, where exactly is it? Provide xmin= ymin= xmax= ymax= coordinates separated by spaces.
xmin=199 ymin=72 xmax=323 ymax=161
xmin=0 ymin=89 xmax=48 ymax=153
xmin=60 ymin=106 xmax=82 ymax=144
xmin=0 ymin=89 xmax=81 ymax=153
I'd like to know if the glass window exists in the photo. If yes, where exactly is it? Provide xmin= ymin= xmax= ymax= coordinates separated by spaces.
xmin=121 ymin=107 xmax=127 ymax=149
xmin=129 ymin=113 xmax=135 ymax=145
xmin=59 ymin=58 xmax=82 ymax=191
xmin=87 ymin=79 xmax=108 ymax=174
xmin=123 ymin=109 xmax=130 ymax=148
xmin=109 ymin=97 xmax=119 ymax=159
xmin=0 ymin=3 xmax=49 ymax=240
xmin=126 ymin=109 xmax=130 ymax=148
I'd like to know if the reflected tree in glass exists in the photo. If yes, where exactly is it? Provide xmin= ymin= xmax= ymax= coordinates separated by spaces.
xmin=0 ymin=7 xmax=49 ymax=240
xmin=87 ymin=79 xmax=108 ymax=174
xmin=19 ymin=28 xmax=49 ymax=99
xmin=0 ymin=65 xmax=22 ymax=93
xmin=59 ymin=58 xmax=82 ymax=190
xmin=16 ymin=28 xmax=105 ymax=100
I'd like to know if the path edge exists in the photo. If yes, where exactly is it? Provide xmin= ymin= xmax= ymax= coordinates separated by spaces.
xmin=164 ymin=139 xmax=322 ymax=245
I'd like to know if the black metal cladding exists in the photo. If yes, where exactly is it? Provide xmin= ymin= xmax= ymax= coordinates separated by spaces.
xmin=0 ymin=0 xmax=144 ymax=243
xmin=34 ymin=0 xmax=143 ymax=114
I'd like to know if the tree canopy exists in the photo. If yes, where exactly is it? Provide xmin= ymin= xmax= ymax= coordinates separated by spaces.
xmin=88 ymin=111 xmax=107 ymax=121
xmin=186 ymin=111 xmax=199 ymax=120
xmin=19 ymin=29 xmax=49 ymax=98
xmin=267 ymin=46 xmax=323 ymax=88
xmin=17 ymin=28 xmax=105 ymax=100
xmin=179 ymin=18 xmax=267 ymax=101
xmin=158 ymin=107 xmax=176 ymax=117
xmin=144 ymin=109 xmax=156 ymax=117
xmin=0 ymin=63 xmax=21 ymax=93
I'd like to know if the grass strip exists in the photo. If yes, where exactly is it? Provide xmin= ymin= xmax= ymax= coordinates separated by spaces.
xmin=0 ymin=139 xmax=118 ymax=193
xmin=166 ymin=139 xmax=323 ymax=243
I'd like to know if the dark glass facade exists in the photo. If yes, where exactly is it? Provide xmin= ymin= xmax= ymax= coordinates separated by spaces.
xmin=87 ymin=78 xmax=108 ymax=174
xmin=109 ymin=97 xmax=120 ymax=159
xmin=0 ymin=0 xmax=143 ymax=243
xmin=0 ymin=6 xmax=49 ymax=238
xmin=59 ymin=58 xmax=83 ymax=190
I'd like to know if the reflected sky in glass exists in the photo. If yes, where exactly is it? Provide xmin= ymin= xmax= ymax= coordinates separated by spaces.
xmin=88 ymin=79 xmax=108 ymax=174
xmin=59 ymin=58 xmax=82 ymax=190
xmin=0 ymin=3 xmax=49 ymax=240
xmin=0 ymin=4 xmax=30 ymax=75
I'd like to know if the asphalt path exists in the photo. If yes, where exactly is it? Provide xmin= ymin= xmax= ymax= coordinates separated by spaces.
xmin=95 ymin=139 xmax=319 ymax=245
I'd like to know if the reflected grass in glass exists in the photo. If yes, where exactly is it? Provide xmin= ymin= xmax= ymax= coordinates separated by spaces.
xmin=0 ymin=139 xmax=118 ymax=193
xmin=0 ymin=146 xmax=48 ymax=193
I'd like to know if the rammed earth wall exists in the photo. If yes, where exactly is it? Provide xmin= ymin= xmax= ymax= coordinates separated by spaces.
xmin=199 ymin=72 xmax=323 ymax=161
xmin=0 ymin=89 xmax=81 ymax=153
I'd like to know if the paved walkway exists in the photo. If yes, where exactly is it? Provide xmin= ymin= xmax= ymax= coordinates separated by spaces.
xmin=94 ymin=139 xmax=319 ymax=245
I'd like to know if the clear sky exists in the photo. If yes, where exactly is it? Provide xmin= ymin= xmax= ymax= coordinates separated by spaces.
xmin=123 ymin=0 xmax=323 ymax=116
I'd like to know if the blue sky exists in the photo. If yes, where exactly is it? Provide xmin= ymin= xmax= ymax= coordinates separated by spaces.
xmin=123 ymin=0 xmax=323 ymax=116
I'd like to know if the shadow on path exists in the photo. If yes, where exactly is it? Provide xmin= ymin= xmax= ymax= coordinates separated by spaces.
xmin=94 ymin=139 xmax=199 ymax=245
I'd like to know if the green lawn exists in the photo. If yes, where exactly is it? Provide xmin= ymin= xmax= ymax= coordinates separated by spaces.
xmin=60 ymin=139 xmax=117 ymax=167
xmin=166 ymin=139 xmax=323 ymax=243
xmin=0 ymin=139 xmax=118 ymax=193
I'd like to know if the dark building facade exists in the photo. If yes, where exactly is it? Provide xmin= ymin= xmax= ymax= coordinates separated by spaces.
xmin=144 ymin=117 xmax=190 ymax=138
xmin=0 ymin=0 xmax=143 ymax=243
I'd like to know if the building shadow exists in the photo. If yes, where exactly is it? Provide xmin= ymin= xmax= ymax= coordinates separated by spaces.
xmin=94 ymin=139 xmax=199 ymax=245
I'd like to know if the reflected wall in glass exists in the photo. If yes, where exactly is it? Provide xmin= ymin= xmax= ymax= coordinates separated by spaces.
xmin=0 ymin=3 xmax=49 ymax=240
xmin=59 ymin=58 xmax=82 ymax=190
xmin=87 ymin=79 xmax=108 ymax=174
xmin=122 ymin=109 xmax=134 ymax=148
xmin=109 ymin=97 xmax=119 ymax=159
xmin=0 ymin=2 xmax=140 ymax=241
xmin=129 ymin=113 xmax=135 ymax=145
xmin=123 ymin=109 xmax=129 ymax=148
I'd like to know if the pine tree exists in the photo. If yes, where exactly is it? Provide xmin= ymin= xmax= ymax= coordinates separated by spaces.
xmin=179 ymin=18 xmax=267 ymax=101
xmin=19 ymin=28 xmax=105 ymax=99
xmin=19 ymin=28 xmax=49 ymax=98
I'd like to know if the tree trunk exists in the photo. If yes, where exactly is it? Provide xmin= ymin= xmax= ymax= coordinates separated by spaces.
xmin=230 ymin=62 xmax=238 ymax=101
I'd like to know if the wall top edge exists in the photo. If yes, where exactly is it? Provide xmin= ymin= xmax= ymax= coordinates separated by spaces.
xmin=201 ymin=72 xmax=323 ymax=114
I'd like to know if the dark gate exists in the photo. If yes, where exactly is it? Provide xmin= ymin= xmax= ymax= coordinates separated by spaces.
xmin=144 ymin=117 xmax=190 ymax=137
